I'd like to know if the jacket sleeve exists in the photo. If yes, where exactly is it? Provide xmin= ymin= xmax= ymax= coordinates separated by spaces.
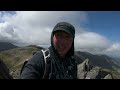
xmin=20 ymin=51 xmax=45 ymax=79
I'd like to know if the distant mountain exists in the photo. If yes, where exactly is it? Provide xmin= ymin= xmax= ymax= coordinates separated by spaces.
xmin=0 ymin=42 xmax=18 ymax=52
xmin=75 ymin=51 xmax=120 ymax=70
xmin=111 ymin=57 xmax=120 ymax=62
xmin=27 ymin=45 xmax=44 ymax=50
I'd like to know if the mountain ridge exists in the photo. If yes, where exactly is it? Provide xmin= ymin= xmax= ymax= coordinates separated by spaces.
xmin=0 ymin=42 xmax=18 ymax=52
xmin=0 ymin=44 xmax=120 ymax=79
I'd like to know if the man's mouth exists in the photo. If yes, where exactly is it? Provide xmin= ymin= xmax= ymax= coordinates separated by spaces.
xmin=59 ymin=47 xmax=65 ymax=51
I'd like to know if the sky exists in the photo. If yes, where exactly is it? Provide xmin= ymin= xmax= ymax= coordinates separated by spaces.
xmin=0 ymin=11 xmax=120 ymax=58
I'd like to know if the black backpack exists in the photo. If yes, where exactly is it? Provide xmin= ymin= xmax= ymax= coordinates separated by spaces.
xmin=20 ymin=49 xmax=51 ymax=79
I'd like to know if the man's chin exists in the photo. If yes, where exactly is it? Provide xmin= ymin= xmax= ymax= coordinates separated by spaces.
xmin=59 ymin=54 xmax=65 ymax=58
xmin=58 ymin=52 xmax=66 ymax=56
xmin=58 ymin=52 xmax=63 ymax=55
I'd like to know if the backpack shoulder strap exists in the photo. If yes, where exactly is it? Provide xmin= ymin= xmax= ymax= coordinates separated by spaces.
xmin=20 ymin=49 xmax=51 ymax=79
xmin=20 ymin=59 xmax=29 ymax=75
xmin=41 ymin=49 xmax=51 ymax=79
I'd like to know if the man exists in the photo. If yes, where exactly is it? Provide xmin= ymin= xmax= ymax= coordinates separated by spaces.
xmin=20 ymin=22 xmax=77 ymax=79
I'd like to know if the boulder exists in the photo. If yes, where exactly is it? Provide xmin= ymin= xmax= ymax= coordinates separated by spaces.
xmin=77 ymin=59 xmax=113 ymax=79
xmin=103 ymin=74 xmax=113 ymax=79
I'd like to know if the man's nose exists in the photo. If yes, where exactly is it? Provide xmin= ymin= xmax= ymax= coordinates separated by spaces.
xmin=61 ymin=39 xmax=67 ymax=44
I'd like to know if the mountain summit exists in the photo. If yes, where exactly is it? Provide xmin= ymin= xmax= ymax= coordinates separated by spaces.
xmin=0 ymin=42 xmax=18 ymax=52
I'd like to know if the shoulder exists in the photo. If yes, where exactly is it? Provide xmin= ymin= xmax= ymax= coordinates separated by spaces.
xmin=20 ymin=50 xmax=45 ymax=79
xmin=27 ymin=50 xmax=44 ymax=67
xmin=27 ymin=48 xmax=50 ymax=68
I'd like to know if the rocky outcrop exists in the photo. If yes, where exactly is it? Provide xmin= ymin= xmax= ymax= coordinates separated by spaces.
xmin=77 ymin=59 xmax=113 ymax=79
xmin=0 ymin=59 xmax=13 ymax=79
xmin=103 ymin=74 xmax=113 ymax=79
xmin=75 ymin=51 xmax=120 ymax=70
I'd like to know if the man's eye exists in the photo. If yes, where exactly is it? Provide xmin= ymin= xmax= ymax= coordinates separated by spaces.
xmin=56 ymin=33 xmax=60 ymax=36
xmin=66 ymin=35 xmax=70 ymax=38
xmin=58 ymin=33 xmax=60 ymax=36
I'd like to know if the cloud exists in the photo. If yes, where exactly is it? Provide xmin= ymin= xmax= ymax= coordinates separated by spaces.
xmin=0 ymin=11 xmax=120 ymax=58
xmin=0 ymin=22 xmax=18 ymax=43
xmin=75 ymin=30 xmax=120 ymax=58
xmin=104 ymin=43 xmax=120 ymax=58
xmin=0 ymin=11 xmax=87 ymax=46
xmin=75 ymin=31 xmax=111 ymax=54
xmin=74 ymin=29 xmax=120 ymax=58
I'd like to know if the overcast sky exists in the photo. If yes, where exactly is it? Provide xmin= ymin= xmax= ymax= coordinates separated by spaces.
xmin=0 ymin=11 xmax=120 ymax=58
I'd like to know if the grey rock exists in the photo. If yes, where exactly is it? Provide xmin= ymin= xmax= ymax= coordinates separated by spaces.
xmin=77 ymin=59 xmax=93 ymax=79
xmin=103 ymin=74 xmax=113 ymax=79
xmin=77 ymin=59 xmax=113 ymax=79
xmin=85 ymin=66 xmax=101 ymax=79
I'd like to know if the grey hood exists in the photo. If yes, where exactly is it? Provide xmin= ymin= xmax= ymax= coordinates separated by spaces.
xmin=50 ymin=22 xmax=75 ymax=58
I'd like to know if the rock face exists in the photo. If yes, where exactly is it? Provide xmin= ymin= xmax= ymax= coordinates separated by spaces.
xmin=77 ymin=59 xmax=113 ymax=79
xmin=0 ymin=59 xmax=13 ymax=79
xmin=103 ymin=74 xmax=113 ymax=79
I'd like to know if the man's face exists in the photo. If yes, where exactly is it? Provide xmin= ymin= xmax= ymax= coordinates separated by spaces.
xmin=53 ymin=31 xmax=73 ymax=58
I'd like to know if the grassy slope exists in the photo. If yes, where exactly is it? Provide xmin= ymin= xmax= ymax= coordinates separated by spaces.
xmin=0 ymin=46 xmax=40 ymax=79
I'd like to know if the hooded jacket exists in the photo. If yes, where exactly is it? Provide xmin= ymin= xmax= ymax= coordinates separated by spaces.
xmin=20 ymin=22 xmax=77 ymax=79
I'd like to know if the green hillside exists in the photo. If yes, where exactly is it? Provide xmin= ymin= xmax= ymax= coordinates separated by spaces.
xmin=0 ymin=46 xmax=41 ymax=79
